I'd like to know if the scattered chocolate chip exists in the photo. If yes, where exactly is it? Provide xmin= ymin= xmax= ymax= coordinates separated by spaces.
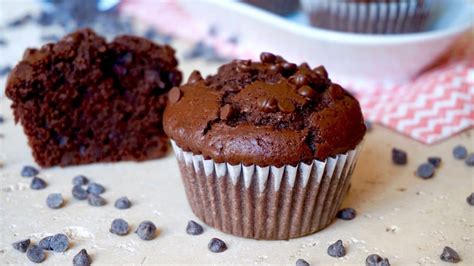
xmin=168 ymin=87 xmax=182 ymax=104
xmin=135 ymin=221 xmax=157 ymax=240
xmin=466 ymin=193 xmax=474 ymax=206
xmin=296 ymin=258 xmax=310 ymax=266
xmin=453 ymin=145 xmax=467 ymax=159
xmin=427 ymin=157 xmax=442 ymax=168
xmin=257 ymin=97 xmax=278 ymax=113
xmin=281 ymin=62 xmax=297 ymax=75
xmin=208 ymin=238 xmax=227 ymax=253
xmin=289 ymin=73 xmax=309 ymax=87
xmin=12 ymin=239 xmax=30 ymax=253
xmin=115 ymin=196 xmax=131 ymax=209
xmin=87 ymin=182 xmax=105 ymax=195
xmin=260 ymin=52 xmax=276 ymax=64
xmin=268 ymin=64 xmax=282 ymax=74
xmin=465 ymin=153 xmax=474 ymax=166
xmin=187 ymin=70 xmax=203 ymax=84
xmin=278 ymin=98 xmax=295 ymax=113
xmin=21 ymin=165 xmax=39 ymax=177
xmin=73 ymin=249 xmax=91 ymax=266
xmin=220 ymin=104 xmax=234 ymax=120
xmin=186 ymin=220 xmax=204 ymax=235
xmin=110 ymin=218 xmax=129 ymax=236
xmin=38 ymin=236 xmax=53 ymax=250
xmin=416 ymin=163 xmax=435 ymax=179
xmin=440 ymin=246 xmax=461 ymax=263
xmin=73 ymin=175 xmax=89 ymax=186
xmin=313 ymin=65 xmax=329 ymax=79
xmin=236 ymin=63 xmax=254 ymax=73
xmin=392 ymin=148 xmax=407 ymax=165
xmin=72 ymin=185 xmax=88 ymax=200
xmin=27 ymin=244 xmax=46 ymax=263
xmin=366 ymin=254 xmax=390 ymax=266
xmin=364 ymin=120 xmax=373 ymax=132
xmin=327 ymin=240 xmax=345 ymax=258
xmin=50 ymin=233 xmax=69 ymax=252
xmin=31 ymin=177 xmax=47 ymax=190
xmin=328 ymin=83 xmax=345 ymax=98
xmin=336 ymin=208 xmax=356 ymax=220
xmin=297 ymin=85 xmax=317 ymax=100
xmin=87 ymin=193 xmax=106 ymax=206
xmin=46 ymin=193 xmax=64 ymax=209
xmin=0 ymin=66 xmax=12 ymax=77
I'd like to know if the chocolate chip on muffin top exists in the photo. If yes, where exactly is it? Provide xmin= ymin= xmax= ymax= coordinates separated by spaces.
xmin=163 ymin=52 xmax=366 ymax=167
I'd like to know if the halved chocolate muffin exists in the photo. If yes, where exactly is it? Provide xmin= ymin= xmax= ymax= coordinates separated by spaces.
xmin=164 ymin=53 xmax=366 ymax=239
xmin=5 ymin=28 xmax=182 ymax=167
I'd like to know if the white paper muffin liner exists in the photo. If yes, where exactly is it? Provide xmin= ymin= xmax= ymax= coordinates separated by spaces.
xmin=171 ymin=140 xmax=362 ymax=240
xmin=301 ymin=0 xmax=432 ymax=34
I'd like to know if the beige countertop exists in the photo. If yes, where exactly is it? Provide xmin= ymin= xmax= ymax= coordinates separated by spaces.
xmin=0 ymin=1 xmax=473 ymax=265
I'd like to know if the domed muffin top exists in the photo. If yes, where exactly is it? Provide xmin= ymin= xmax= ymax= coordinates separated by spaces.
xmin=163 ymin=52 xmax=365 ymax=167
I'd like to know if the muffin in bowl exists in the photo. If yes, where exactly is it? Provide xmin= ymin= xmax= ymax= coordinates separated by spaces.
xmin=163 ymin=52 xmax=366 ymax=239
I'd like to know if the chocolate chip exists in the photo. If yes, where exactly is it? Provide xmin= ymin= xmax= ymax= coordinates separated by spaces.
xmin=12 ymin=239 xmax=30 ymax=253
xmin=27 ymin=245 xmax=46 ymax=263
xmin=87 ymin=182 xmax=105 ymax=195
xmin=260 ymin=52 xmax=276 ymax=64
xmin=186 ymin=220 xmax=204 ymax=235
xmin=135 ymin=221 xmax=157 ymax=240
xmin=236 ymin=63 xmax=254 ymax=73
xmin=453 ymin=145 xmax=467 ymax=159
xmin=115 ymin=196 xmax=131 ymax=209
xmin=440 ymin=246 xmax=461 ymax=263
xmin=278 ymin=99 xmax=295 ymax=113
xmin=87 ymin=193 xmax=106 ymax=206
xmin=46 ymin=193 xmax=64 ymax=209
xmin=466 ymin=193 xmax=474 ymax=206
xmin=281 ymin=62 xmax=297 ymax=75
xmin=50 ymin=233 xmax=69 ymax=252
xmin=328 ymin=83 xmax=345 ymax=99
xmin=21 ymin=165 xmax=39 ymax=177
xmin=110 ymin=218 xmax=129 ymax=236
xmin=73 ymin=249 xmax=91 ymax=266
xmin=366 ymin=254 xmax=390 ymax=266
xmin=187 ymin=70 xmax=203 ymax=84
xmin=392 ymin=148 xmax=407 ymax=165
xmin=296 ymin=258 xmax=310 ymax=266
xmin=220 ymin=104 xmax=234 ymax=120
xmin=426 ymin=157 xmax=441 ymax=168
xmin=297 ymin=85 xmax=317 ymax=100
xmin=257 ymin=97 xmax=278 ymax=113
xmin=416 ymin=163 xmax=435 ymax=179
xmin=208 ymin=238 xmax=227 ymax=253
xmin=72 ymin=185 xmax=88 ymax=200
xmin=465 ymin=153 xmax=474 ymax=166
xmin=327 ymin=240 xmax=345 ymax=258
xmin=38 ymin=236 xmax=53 ymax=250
xmin=336 ymin=208 xmax=356 ymax=220
xmin=268 ymin=64 xmax=283 ymax=74
xmin=168 ymin=87 xmax=182 ymax=104
xmin=31 ymin=177 xmax=47 ymax=190
xmin=73 ymin=175 xmax=89 ymax=186
xmin=289 ymin=73 xmax=309 ymax=87
xmin=313 ymin=65 xmax=329 ymax=79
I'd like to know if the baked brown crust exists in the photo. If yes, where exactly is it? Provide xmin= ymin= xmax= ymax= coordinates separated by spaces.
xmin=6 ymin=28 xmax=182 ymax=167
xmin=164 ymin=53 xmax=365 ymax=167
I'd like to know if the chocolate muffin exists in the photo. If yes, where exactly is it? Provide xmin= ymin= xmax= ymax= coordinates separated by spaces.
xmin=164 ymin=52 xmax=366 ymax=239
xmin=301 ymin=0 xmax=434 ymax=34
xmin=5 ymin=28 xmax=182 ymax=167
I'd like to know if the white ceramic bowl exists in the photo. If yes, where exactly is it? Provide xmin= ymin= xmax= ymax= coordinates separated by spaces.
xmin=180 ymin=0 xmax=473 ymax=85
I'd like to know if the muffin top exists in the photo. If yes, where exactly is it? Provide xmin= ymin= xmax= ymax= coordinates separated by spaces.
xmin=163 ymin=52 xmax=365 ymax=167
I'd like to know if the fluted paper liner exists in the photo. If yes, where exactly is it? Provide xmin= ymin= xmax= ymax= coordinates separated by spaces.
xmin=171 ymin=140 xmax=362 ymax=240
xmin=301 ymin=0 xmax=431 ymax=34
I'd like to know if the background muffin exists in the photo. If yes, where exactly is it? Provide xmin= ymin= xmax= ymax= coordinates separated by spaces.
xmin=164 ymin=52 xmax=366 ymax=239
xmin=301 ymin=0 xmax=434 ymax=34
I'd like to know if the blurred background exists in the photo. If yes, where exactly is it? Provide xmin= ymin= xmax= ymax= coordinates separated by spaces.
xmin=0 ymin=0 xmax=472 ymax=144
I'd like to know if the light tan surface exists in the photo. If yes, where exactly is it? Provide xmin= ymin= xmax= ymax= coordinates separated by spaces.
xmin=0 ymin=2 xmax=473 ymax=265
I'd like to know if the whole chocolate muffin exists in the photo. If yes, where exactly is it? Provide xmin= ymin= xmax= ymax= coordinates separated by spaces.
xmin=6 ymin=28 xmax=182 ymax=167
xmin=164 ymin=53 xmax=365 ymax=239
